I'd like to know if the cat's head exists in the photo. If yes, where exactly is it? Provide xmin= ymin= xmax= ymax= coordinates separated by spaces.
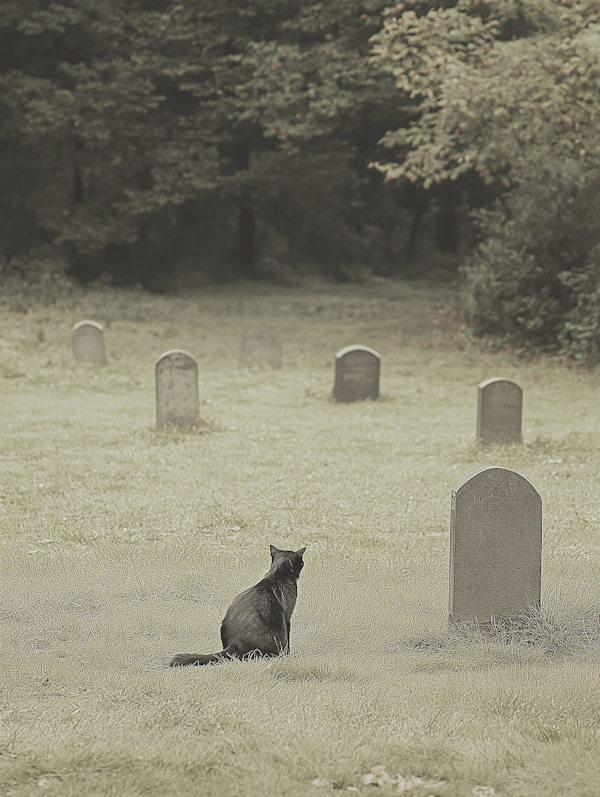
xmin=270 ymin=544 xmax=306 ymax=576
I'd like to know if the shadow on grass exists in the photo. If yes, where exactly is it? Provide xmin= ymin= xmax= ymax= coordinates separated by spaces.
xmin=447 ymin=432 xmax=597 ymax=471
xmin=525 ymin=431 xmax=593 ymax=456
xmin=267 ymin=656 xmax=357 ymax=683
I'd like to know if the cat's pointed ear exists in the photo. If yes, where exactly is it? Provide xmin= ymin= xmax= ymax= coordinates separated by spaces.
xmin=296 ymin=547 xmax=306 ymax=558
xmin=270 ymin=544 xmax=280 ymax=557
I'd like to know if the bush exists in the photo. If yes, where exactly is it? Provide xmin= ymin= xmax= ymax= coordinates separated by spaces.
xmin=0 ymin=245 xmax=74 ymax=305
xmin=557 ymin=244 xmax=600 ymax=362
xmin=460 ymin=162 xmax=600 ymax=360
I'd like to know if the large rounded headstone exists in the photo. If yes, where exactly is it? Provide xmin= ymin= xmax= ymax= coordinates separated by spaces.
xmin=155 ymin=350 xmax=199 ymax=429
xmin=477 ymin=377 xmax=522 ymax=445
xmin=72 ymin=320 xmax=106 ymax=365
xmin=334 ymin=345 xmax=380 ymax=403
xmin=449 ymin=466 xmax=542 ymax=624
xmin=240 ymin=329 xmax=282 ymax=368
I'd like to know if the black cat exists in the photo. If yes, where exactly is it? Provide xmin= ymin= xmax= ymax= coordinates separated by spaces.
xmin=170 ymin=545 xmax=306 ymax=667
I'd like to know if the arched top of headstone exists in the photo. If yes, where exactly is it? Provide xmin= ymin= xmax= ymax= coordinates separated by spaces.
xmin=72 ymin=319 xmax=106 ymax=364
xmin=478 ymin=377 xmax=522 ymax=394
xmin=155 ymin=349 xmax=198 ymax=369
xmin=335 ymin=344 xmax=381 ymax=360
xmin=453 ymin=465 xmax=540 ymax=498
xmin=72 ymin=320 xmax=104 ymax=333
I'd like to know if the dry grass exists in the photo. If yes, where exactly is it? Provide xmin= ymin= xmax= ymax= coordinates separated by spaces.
xmin=1 ymin=276 xmax=600 ymax=796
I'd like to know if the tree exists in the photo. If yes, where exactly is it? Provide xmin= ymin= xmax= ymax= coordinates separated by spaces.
xmin=178 ymin=0 xmax=409 ymax=277
xmin=0 ymin=1 xmax=219 ymax=284
xmin=369 ymin=0 xmax=600 ymax=187
xmin=1 ymin=0 xmax=451 ymax=288
xmin=460 ymin=161 xmax=600 ymax=359
xmin=367 ymin=0 xmax=600 ymax=358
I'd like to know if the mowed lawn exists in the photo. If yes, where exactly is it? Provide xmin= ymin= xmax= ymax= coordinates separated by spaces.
xmin=1 ymin=278 xmax=600 ymax=797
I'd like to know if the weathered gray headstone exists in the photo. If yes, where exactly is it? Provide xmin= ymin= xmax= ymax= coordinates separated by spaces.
xmin=155 ymin=349 xmax=199 ymax=429
xmin=334 ymin=345 xmax=380 ymax=403
xmin=72 ymin=320 xmax=106 ymax=365
xmin=240 ymin=329 xmax=282 ymax=368
xmin=477 ymin=377 xmax=522 ymax=445
xmin=449 ymin=466 xmax=542 ymax=624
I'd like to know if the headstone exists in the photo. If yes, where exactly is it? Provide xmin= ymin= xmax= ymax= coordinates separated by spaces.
xmin=477 ymin=377 xmax=522 ymax=444
xmin=155 ymin=350 xmax=199 ymax=429
xmin=334 ymin=345 xmax=380 ymax=403
xmin=72 ymin=320 xmax=106 ymax=365
xmin=449 ymin=466 xmax=542 ymax=624
xmin=240 ymin=329 xmax=281 ymax=368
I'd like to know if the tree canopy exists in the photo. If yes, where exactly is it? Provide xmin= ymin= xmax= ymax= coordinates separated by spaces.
xmin=0 ymin=0 xmax=409 ymax=285
xmin=1 ymin=0 xmax=599 ymax=292
xmin=370 ymin=0 xmax=600 ymax=186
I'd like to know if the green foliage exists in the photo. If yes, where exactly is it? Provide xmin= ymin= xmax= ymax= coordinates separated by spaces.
xmin=246 ymin=149 xmax=365 ymax=274
xmin=0 ymin=0 xmax=411 ymax=286
xmin=557 ymin=244 xmax=600 ymax=362
xmin=460 ymin=162 xmax=600 ymax=359
xmin=370 ymin=0 xmax=600 ymax=354
xmin=370 ymin=0 xmax=600 ymax=187
xmin=0 ymin=244 xmax=74 ymax=303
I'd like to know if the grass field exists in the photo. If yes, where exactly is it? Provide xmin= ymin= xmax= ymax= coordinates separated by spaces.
xmin=1 ymin=277 xmax=600 ymax=797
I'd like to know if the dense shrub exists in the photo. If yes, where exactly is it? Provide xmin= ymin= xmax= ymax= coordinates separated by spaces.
xmin=558 ymin=245 xmax=600 ymax=362
xmin=460 ymin=163 xmax=600 ymax=361
xmin=0 ymin=245 xmax=74 ymax=304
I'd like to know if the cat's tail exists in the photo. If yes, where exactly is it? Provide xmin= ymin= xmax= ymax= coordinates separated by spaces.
xmin=169 ymin=644 xmax=237 ymax=667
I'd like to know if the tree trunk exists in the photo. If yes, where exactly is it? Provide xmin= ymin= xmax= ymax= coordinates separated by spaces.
xmin=406 ymin=205 xmax=423 ymax=256
xmin=72 ymin=138 xmax=84 ymax=204
xmin=238 ymin=203 xmax=256 ymax=277
xmin=72 ymin=165 xmax=84 ymax=204
xmin=434 ymin=183 xmax=459 ymax=254
xmin=236 ymin=145 xmax=256 ymax=278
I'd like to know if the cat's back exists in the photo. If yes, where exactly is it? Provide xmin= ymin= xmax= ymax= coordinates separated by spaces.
xmin=227 ymin=575 xmax=288 ymax=617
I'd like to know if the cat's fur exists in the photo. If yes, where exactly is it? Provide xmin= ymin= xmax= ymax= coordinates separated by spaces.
xmin=170 ymin=545 xmax=306 ymax=667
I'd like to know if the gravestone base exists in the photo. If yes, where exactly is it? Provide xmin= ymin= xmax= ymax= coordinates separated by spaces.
xmin=450 ymin=605 xmax=542 ymax=633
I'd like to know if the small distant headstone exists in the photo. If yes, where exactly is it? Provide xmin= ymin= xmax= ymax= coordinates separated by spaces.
xmin=334 ymin=345 xmax=380 ymax=403
xmin=155 ymin=350 xmax=199 ymax=429
xmin=449 ymin=466 xmax=542 ymax=624
xmin=240 ymin=329 xmax=282 ymax=368
xmin=477 ymin=377 xmax=522 ymax=445
xmin=72 ymin=320 xmax=106 ymax=365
